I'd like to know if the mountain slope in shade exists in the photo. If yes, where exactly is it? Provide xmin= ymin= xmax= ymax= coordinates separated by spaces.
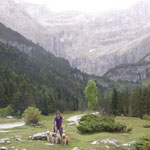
xmin=0 ymin=21 xmax=90 ymax=112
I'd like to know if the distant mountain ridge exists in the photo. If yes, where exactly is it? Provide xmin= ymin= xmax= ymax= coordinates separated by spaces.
xmin=104 ymin=52 xmax=150 ymax=82
xmin=0 ymin=0 xmax=150 ymax=78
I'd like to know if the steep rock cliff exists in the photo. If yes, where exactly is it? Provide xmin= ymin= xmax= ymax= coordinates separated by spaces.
xmin=0 ymin=0 xmax=150 ymax=76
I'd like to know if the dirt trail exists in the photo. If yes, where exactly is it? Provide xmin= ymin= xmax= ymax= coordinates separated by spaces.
xmin=0 ymin=122 xmax=25 ymax=129
xmin=67 ymin=114 xmax=84 ymax=122
xmin=67 ymin=112 xmax=99 ymax=122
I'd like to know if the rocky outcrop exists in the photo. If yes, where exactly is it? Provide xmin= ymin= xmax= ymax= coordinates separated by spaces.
xmin=0 ymin=38 xmax=33 ymax=55
xmin=105 ymin=64 xmax=150 ymax=82
xmin=105 ymin=54 xmax=150 ymax=82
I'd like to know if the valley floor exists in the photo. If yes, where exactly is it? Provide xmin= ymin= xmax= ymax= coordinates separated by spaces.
xmin=0 ymin=112 xmax=150 ymax=150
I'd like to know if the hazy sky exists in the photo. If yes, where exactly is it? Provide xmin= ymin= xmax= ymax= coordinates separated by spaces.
xmin=24 ymin=0 xmax=138 ymax=12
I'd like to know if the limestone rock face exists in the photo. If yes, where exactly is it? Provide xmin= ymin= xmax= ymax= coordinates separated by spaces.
xmin=1 ymin=0 xmax=150 ymax=76
xmin=105 ymin=54 xmax=150 ymax=82
xmin=105 ymin=64 xmax=150 ymax=82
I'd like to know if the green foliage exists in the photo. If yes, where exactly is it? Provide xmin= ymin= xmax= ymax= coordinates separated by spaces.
xmin=134 ymin=136 xmax=150 ymax=150
xmin=111 ymin=88 xmax=118 ymax=115
xmin=143 ymin=114 xmax=150 ymax=121
xmin=77 ymin=114 xmax=127 ymax=134
xmin=0 ymin=106 xmax=14 ymax=117
xmin=130 ymin=88 xmax=150 ymax=117
xmin=0 ymin=41 xmax=87 ymax=114
xmin=143 ymin=124 xmax=150 ymax=128
xmin=127 ymin=127 xmax=133 ymax=132
xmin=84 ymin=80 xmax=98 ymax=110
xmin=117 ymin=90 xmax=130 ymax=116
xmin=23 ymin=107 xmax=41 ymax=125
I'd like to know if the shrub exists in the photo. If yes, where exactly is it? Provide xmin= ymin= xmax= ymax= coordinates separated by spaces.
xmin=143 ymin=114 xmax=150 ymax=121
xmin=77 ymin=114 xmax=127 ymax=134
xmin=143 ymin=124 xmax=150 ymax=128
xmin=0 ymin=106 xmax=14 ymax=117
xmin=127 ymin=127 xmax=133 ymax=132
xmin=134 ymin=136 xmax=150 ymax=150
xmin=23 ymin=107 xmax=41 ymax=125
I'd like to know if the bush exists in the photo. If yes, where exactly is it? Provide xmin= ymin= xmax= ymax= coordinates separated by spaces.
xmin=0 ymin=106 xmax=14 ymax=117
xmin=143 ymin=114 xmax=150 ymax=121
xmin=127 ymin=127 xmax=133 ymax=132
xmin=143 ymin=124 xmax=150 ymax=128
xmin=77 ymin=114 xmax=127 ymax=134
xmin=134 ymin=136 xmax=150 ymax=150
xmin=23 ymin=107 xmax=41 ymax=125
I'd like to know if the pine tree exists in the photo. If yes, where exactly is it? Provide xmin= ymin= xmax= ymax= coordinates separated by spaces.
xmin=130 ymin=88 xmax=150 ymax=117
xmin=111 ymin=88 xmax=118 ymax=115
xmin=0 ymin=81 xmax=5 ymax=107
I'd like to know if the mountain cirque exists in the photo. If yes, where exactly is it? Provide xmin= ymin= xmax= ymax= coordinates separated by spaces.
xmin=0 ymin=0 xmax=150 ymax=76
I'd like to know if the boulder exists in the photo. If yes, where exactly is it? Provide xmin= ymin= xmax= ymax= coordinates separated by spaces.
xmin=0 ymin=138 xmax=10 ymax=144
xmin=72 ymin=147 xmax=80 ymax=150
xmin=7 ymin=140 xmax=11 ymax=144
xmin=45 ymin=143 xmax=54 ymax=146
xmin=122 ymin=143 xmax=130 ymax=147
xmin=6 ymin=116 xmax=14 ymax=119
xmin=128 ymin=141 xmax=136 ymax=146
xmin=28 ymin=136 xmax=32 ymax=139
xmin=101 ymin=139 xmax=118 ymax=145
xmin=15 ymin=136 xmax=22 ymax=141
xmin=101 ymin=139 xmax=108 ymax=144
xmin=105 ymin=146 xmax=110 ymax=149
xmin=32 ymin=132 xmax=47 ymax=140
xmin=112 ymin=140 xmax=118 ymax=144
xmin=0 ymin=147 xmax=8 ymax=150
xmin=122 ymin=141 xmax=136 ymax=147
xmin=16 ymin=138 xmax=22 ymax=141
xmin=91 ymin=141 xmax=99 ymax=145
xmin=11 ymin=146 xmax=15 ymax=149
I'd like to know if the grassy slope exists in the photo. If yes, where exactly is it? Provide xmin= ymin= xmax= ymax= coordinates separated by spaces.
xmin=0 ymin=118 xmax=20 ymax=124
xmin=0 ymin=112 xmax=150 ymax=150
xmin=142 ymin=77 xmax=150 ymax=87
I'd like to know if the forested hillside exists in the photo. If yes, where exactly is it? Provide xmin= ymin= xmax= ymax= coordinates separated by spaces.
xmin=0 ymin=22 xmax=93 ymax=115
xmin=0 ymin=22 xmax=141 ymax=116
xmin=0 ymin=42 xmax=86 ymax=115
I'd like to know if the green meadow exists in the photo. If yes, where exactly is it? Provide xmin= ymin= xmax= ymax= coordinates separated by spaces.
xmin=0 ymin=112 xmax=150 ymax=150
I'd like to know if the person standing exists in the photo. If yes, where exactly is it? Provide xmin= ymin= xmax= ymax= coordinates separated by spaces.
xmin=54 ymin=112 xmax=63 ymax=137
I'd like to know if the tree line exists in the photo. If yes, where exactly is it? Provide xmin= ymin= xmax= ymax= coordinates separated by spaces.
xmin=110 ymin=87 xmax=150 ymax=117
xmin=85 ymin=80 xmax=150 ymax=118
